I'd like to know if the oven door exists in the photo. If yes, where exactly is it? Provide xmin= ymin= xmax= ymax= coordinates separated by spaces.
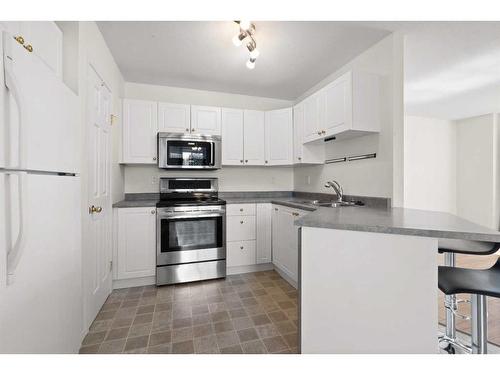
xmin=158 ymin=136 xmax=221 ymax=169
xmin=156 ymin=209 xmax=226 ymax=266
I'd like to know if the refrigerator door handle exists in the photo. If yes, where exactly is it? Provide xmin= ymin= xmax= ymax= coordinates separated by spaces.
xmin=5 ymin=171 xmax=28 ymax=285
xmin=3 ymin=31 xmax=26 ymax=169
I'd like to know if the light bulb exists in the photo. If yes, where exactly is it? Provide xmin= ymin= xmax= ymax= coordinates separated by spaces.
xmin=249 ymin=48 xmax=260 ymax=59
xmin=246 ymin=59 xmax=256 ymax=70
xmin=240 ymin=20 xmax=251 ymax=31
xmin=232 ymin=35 xmax=243 ymax=47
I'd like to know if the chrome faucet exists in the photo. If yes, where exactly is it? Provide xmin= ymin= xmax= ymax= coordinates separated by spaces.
xmin=324 ymin=180 xmax=344 ymax=202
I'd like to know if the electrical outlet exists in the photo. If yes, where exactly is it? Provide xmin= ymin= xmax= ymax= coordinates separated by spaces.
xmin=151 ymin=175 xmax=158 ymax=185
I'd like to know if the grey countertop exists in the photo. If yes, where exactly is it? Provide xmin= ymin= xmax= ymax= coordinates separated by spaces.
xmin=296 ymin=206 xmax=500 ymax=242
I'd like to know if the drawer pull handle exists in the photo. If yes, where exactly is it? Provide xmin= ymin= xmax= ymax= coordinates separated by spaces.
xmin=240 ymin=246 xmax=244 ymax=250
xmin=240 ymin=221 xmax=244 ymax=224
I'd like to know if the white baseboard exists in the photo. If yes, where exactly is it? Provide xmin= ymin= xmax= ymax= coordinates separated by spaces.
xmin=113 ymin=276 xmax=156 ymax=290
xmin=272 ymin=264 xmax=298 ymax=289
xmin=227 ymin=263 xmax=274 ymax=275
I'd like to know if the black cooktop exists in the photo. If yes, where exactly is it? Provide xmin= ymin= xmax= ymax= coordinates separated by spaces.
xmin=156 ymin=197 xmax=226 ymax=208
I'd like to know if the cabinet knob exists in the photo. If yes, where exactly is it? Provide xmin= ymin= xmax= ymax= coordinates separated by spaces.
xmin=151 ymin=209 xmax=156 ymax=214
xmin=14 ymin=35 xmax=25 ymax=45
xmin=265 ymin=160 xmax=268 ymax=164
xmin=24 ymin=44 xmax=33 ymax=53
xmin=191 ymin=129 xmax=195 ymax=132
xmin=240 ymin=246 xmax=244 ymax=250
xmin=240 ymin=220 xmax=244 ymax=224
xmin=185 ymin=128 xmax=189 ymax=132
xmin=239 ymin=208 xmax=244 ymax=212
xmin=245 ymin=160 xmax=248 ymax=163
xmin=317 ymin=131 xmax=322 ymax=135
xmin=274 ymin=208 xmax=278 ymax=211
xmin=240 ymin=160 xmax=244 ymax=163
xmin=298 ymin=157 xmax=302 ymax=161
xmin=153 ymin=157 xmax=157 ymax=161
xmin=322 ymin=130 xmax=326 ymax=134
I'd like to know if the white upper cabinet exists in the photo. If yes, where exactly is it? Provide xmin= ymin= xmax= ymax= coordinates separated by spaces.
xmin=158 ymin=102 xmax=191 ymax=134
xmin=243 ymin=110 xmax=266 ymax=165
xmin=221 ymin=108 xmax=244 ymax=165
xmin=122 ymin=99 xmax=158 ymax=164
xmin=2 ymin=21 xmax=63 ymax=79
xmin=302 ymin=70 xmax=380 ymax=143
xmin=293 ymin=103 xmax=324 ymax=164
xmin=265 ymin=108 xmax=293 ymax=166
xmin=191 ymin=105 xmax=221 ymax=136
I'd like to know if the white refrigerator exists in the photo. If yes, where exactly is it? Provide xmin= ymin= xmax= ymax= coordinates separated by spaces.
xmin=0 ymin=30 xmax=83 ymax=353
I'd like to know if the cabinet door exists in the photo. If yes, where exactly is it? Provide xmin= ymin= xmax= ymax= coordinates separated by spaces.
xmin=265 ymin=108 xmax=293 ymax=166
xmin=227 ymin=241 xmax=256 ymax=267
xmin=243 ymin=110 xmax=266 ymax=165
xmin=324 ymin=73 xmax=351 ymax=136
xmin=21 ymin=22 xmax=62 ymax=78
xmin=227 ymin=215 xmax=256 ymax=242
xmin=303 ymin=94 xmax=320 ymax=143
xmin=271 ymin=206 xmax=286 ymax=273
xmin=158 ymin=102 xmax=190 ymax=134
xmin=221 ymin=108 xmax=244 ymax=165
xmin=122 ymin=99 xmax=158 ymax=164
xmin=191 ymin=105 xmax=221 ymax=136
xmin=116 ymin=207 xmax=156 ymax=280
xmin=293 ymin=103 xmax=304 ymax=163
xmin=256 ymin=203 xmax=272 ymax=264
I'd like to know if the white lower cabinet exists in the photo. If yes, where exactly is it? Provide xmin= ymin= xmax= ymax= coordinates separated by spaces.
xmin=226 ymin=203 xmax=272 ymax=270
xmin=227 ymin=241 xmax=256 ymax=267
xmin=114 ymin=207 xmax=156 ymax=280
xmin=272 ymin=205 xmax=308 ymax=284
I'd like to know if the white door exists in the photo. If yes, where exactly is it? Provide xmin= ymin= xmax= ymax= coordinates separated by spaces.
xmin=221 ymin=108 xmax=244 ymax=165
xmin=158 ymin=102 xmax=191 ymax=134
xmin=243 ymin=110 xmax=266 ymax=165
xmin=191 ymin=105 xmax=221 ymax=136
xmin=265 ymin=108 xmax=293 ymax=166
xmin=122 ymin=99 xmax=158 ymax=164
xmin=83 ymin=66 xmax=113 ymax=330
xmin=116 ymin=207 xmax=156 ymax=280
xmin=293 ymin=103 xmax=304 ymax=163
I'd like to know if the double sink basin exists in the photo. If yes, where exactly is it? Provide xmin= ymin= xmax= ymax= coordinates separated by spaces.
xmin=293 ymin=199 xmax=364 ymax=208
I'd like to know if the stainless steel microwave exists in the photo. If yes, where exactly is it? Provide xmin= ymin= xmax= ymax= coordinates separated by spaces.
xmin=158 ymin=133 xmax=221 ymax=170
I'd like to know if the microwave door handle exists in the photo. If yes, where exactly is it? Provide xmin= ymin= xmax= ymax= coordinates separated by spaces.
xmin=211 ymin=142 xmax=215 ymax=166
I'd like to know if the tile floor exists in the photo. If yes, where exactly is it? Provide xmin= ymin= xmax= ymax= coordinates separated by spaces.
xmin=79 ymin=270 xmax=299 ymax=354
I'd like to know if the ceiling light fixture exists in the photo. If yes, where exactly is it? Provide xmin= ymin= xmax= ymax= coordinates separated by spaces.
xmin=232 ymin=21 xmax=259 ymax=70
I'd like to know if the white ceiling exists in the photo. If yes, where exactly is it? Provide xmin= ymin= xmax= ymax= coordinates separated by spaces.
xmin=97 ymin=21 xmax=392 ymax=100
xmin=404 ymin=22 xmax=500 ymax=120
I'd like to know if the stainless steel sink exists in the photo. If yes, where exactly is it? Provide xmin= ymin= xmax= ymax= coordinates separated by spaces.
xmin=293 ymin=199 xmax=361 ymax=207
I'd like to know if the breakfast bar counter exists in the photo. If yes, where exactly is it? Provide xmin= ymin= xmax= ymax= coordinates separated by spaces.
xmin=296 ymin=206 xmax=500 ymax=354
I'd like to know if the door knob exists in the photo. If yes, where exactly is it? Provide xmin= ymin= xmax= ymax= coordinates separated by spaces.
xmin=89 ymin=205 xmax=103 ymax=214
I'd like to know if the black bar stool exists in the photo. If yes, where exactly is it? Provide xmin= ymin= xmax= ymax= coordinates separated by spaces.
xmin=438 ymin=239 xmax=500 ymax=354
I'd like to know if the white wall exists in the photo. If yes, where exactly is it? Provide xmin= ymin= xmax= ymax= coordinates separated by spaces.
xmin=293 ymin=33 xmax=405 ymax=200
xmin=125 ymin=165 xmax=293 ymax=193
xmin=456 ymin=114 xmax=499 ymax=229
xmin=404 ymin=116 xmax=457 ymax=214
xmin=122 ymin=82 xmax=294 ymax=193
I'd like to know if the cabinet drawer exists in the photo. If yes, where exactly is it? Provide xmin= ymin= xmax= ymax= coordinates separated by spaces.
xmin=226 ymin=203 xmax=256 ymax=216
xmin=227 ymin=215 xmax=256 ymax=241
xmin=227 ymin=240 xmax=256 ymax=267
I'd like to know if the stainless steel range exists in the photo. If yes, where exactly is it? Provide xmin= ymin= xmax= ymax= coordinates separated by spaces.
xmin=156 ymin=177 xmax=226 ymax=286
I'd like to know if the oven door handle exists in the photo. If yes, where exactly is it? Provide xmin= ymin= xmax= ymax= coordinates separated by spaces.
xmin=210 ymin=142 xmax=215 ymax=166
xmin=159 ymin=212 xmax=225 ymax=220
